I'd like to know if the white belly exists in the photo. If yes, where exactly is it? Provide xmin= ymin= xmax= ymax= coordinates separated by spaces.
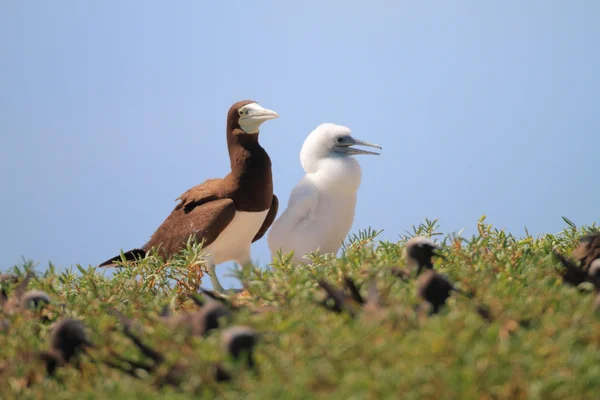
xmin=269 ymin=193 xmax=356 ymax=263
xmin=203 ymin=210 xmax=269 ymax=265
xmin=301 ymin=195 xmax=356 ymax=254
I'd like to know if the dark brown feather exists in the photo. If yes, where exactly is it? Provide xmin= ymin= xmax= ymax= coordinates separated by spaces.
xmin=98 ymin=249 xmax=146 ymax=268
xmin=2 ymin=272 xmax=33 ymax=313
xmin=99 ymin=100 xmax=276 ymax=265
xmin=552 ymin=250 xmax=590 ymax=287
xmin=572 ymin=232 xmax=600 ymax=271
xmin=144 ymin=197 xmax=237 ymax=259
xmin=317 ymin=280 xmax=355 ymax=316
xmin=417 ymin=270 xmax=455 ymax=314
xmin=252 ymin=195 xmax=279 ymax=243
xmin=552 ymin=249 xmax=600 ymax=291
xmin=343 ymin=276 xmax=365 ymax=305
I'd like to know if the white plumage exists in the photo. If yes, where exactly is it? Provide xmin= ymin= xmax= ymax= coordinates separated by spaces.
xmin=268 ymin=123 xmax=381 ymax=264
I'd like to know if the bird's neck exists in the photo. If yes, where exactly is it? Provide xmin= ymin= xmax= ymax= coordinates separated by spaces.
xmin=310 ymin=157 xmax=362 ymax=193
xmin=225 ymin=129 xmax=273 ymax=210
xmin=227 ymin=130 xmax=263 ymax=170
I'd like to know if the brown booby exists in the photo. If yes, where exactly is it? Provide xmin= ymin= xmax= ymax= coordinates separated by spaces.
xmin=553 ymin=232 xmax=600 ymax=289
xmin=40 ymin=318 xmax=93 ymax=376
xmin=220 ymin=325 xmax=259 ymax=370
xmin=99 ymin=100 xmax=279 ymax=292
xmin=316 ymin=277 xmax=383 ymax=318
xmin=417 ymin=269 xmax=456 ymax=314
xmin=404 ymin=236 xmax=445 ymax=275
xmin=572 ymin=232 xmax=600 ymax=272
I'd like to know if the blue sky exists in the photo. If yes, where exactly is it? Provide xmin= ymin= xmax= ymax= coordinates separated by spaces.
xmin=1 ymin=1 xmax=599 ymax=290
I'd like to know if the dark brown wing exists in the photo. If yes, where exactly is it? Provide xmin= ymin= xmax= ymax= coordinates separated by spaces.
xmin=175 ymin=179 xmax=224 ymax=214
xmin=143 ymin=179 xmax=236 ymax=259
xmin=252 ymin=195 xmax=278 ymax=243
xmin=98 ymin=248 xmax=147 ymax=268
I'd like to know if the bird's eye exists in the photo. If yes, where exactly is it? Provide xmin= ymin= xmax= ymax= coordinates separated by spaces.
xmin=238 ymin=110 xmax=244 ymax=116
xmin=245 ymin=110 xmax=249 ymax=115
xmin=337 ymin=137 xmax=344 ymax=143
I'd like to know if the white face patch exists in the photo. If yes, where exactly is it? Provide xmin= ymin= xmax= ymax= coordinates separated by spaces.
xmin=407 ymin=236 xmax=438 ymax=248
xmin=238 ymin=103 xmax=279 ymax=134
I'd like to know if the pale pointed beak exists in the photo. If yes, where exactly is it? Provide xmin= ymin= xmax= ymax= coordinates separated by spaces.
xmin=336 ymin=137 xmax=382 ymax=156
xmin=242 ymin=104 xmax=279 ymax=122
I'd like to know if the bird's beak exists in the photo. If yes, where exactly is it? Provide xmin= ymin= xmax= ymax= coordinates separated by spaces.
xmin=241 ymin=103 xmax=279 ymax=122
xmin=336 ymin=137 xmax=382 ymax=156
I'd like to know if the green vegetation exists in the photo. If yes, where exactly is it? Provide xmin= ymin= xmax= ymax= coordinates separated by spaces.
xmin=1 ymin=216 xmax=599 ymax=399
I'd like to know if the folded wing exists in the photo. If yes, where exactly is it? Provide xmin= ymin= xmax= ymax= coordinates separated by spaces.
xmin=267 ymin=179 xmax=319 ymax=254
xmin=98 ymin=179 xmax=237 ymax=266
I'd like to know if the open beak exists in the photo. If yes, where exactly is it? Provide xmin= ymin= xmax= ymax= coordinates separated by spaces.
xmin=336 ymin=137 xmax=382 ymax=156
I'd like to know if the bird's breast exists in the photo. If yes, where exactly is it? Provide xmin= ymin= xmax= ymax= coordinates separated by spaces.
xmin=313 ymin=158 xmax=362 ymax=193
xmin=204 ymin=209 xmax=269 ymax=265
xmin=300 ymin=192 xmax=357 ymax=253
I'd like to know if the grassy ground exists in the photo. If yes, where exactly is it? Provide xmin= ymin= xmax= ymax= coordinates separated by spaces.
xmin=1 ymin=216 xmax=599 ymax=400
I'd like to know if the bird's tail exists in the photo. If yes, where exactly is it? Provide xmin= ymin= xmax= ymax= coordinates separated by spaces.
xmin=98 ymin=249 xmax=147 ymax=268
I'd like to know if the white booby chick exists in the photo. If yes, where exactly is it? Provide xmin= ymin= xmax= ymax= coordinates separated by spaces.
xmin=267 ymin=123 xmax=381 ymax=264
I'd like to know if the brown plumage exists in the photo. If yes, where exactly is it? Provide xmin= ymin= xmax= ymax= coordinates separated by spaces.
xmin=98 ymin=100 xmax=279 ymax=292
xmin=166 ymin=301 xmax=232 ymax=337
xmin=220 ymin=325 xmax=259 ymax=370
xmin=572 ymin=232 xmax=600 ymax=271
xmin=20 ymin=290 xmax=52 ymax=310
xmin=417 ymin=270 xmax=456 ymax=314
xmin=390 ymin=267 xmax=412 ymax=281
xmin=40 ymin=318 xmax=93 ymax=376
xmin=553 ymin=248 xmax=600 ymax=290
xmin=317 ymin=277 xmax=384 ymax=318
xmin=0 ymin=319 xmax=92 ymax=387
xmin=0 ymin=274 xmax=19 ymax=306
xmin=404 ymin=237 xmax=444 ymax=275
xmin=317 ymin=279 xmax=360 ymax=317
xmin=2 ymin=272 xmax=51 ymax=314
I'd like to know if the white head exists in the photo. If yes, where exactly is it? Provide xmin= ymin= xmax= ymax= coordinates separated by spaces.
xmin=237 ymin=102 xmax=279 ymax=134
xmin=300 ymin=123 xmax=381 ymax=173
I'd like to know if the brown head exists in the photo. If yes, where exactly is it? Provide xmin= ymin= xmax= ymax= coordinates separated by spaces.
xmin=405 ymin=237 xmax=444 ymax=275
xmin=49 ymin=318 xmax=93 ymax=362
xmin=220 ymin=325 xmax=258 ymax=369
xmin=226 ymin=100 xmax=278 ymax=151
xmin=20 ymin=290 xmax=51 ymax=311
xmin=169 ymin=301 xmax=232 ymax=337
